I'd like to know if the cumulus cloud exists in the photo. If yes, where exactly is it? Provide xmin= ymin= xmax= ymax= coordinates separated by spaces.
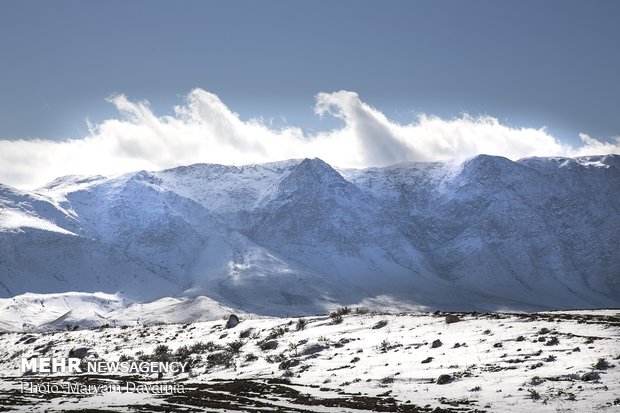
xmin=0 ymin=88 xmax=618 ymax=188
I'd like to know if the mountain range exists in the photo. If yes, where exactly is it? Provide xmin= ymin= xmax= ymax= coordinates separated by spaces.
xmin=1 ymin=154 xmax=619 ymax=322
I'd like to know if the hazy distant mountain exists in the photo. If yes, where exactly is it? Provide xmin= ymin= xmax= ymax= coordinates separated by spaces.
xmin=1 ymin=154 xmax=618 ymax=315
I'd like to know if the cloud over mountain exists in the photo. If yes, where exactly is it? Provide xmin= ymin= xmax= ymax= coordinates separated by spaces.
xmin=0 ymin=88 xmax=618 ymax=188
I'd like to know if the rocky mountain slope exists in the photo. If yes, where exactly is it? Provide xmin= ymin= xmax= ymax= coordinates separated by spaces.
xmin=0 ymin=155 xmax=618 ymax=317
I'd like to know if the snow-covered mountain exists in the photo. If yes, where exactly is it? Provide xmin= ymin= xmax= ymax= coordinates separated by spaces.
xmin=1 ymin=154 xmax=619 ymax=316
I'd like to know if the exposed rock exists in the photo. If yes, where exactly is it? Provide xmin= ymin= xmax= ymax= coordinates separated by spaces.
xmin=545 ymin=337 xmax=560 ymax=346
xmin=436 ymin=374 xmax=453 ymax=385
xmin=431 ymin=339 xmax=443 ymax=348
xmin=68 ymin=347 xmax=95 ymax=359
xmin=259 ymin=340 xmax=279 ymax=351
xmin=300 ymin=343 xmax=328 ymax=356
xmin=239 ymin=328 xmax=253 ymax=339
xmin=445 ymin=314 xmax=461 ymax=324
xmin=225 ymin=314 xmax=240 ymax=329
xmin=372 ymin=320 xmax=388 ymax=329
xmin=17 ymin=335 xmax=37 ymax=344
xmin=279 ymin=358 xmax=301 ymax=370
xmin=334 ymin=338 xmax=351 ymax=348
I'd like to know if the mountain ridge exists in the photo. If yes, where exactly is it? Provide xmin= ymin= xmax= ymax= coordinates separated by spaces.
xmin=1 ymin=154 xmax=618 ymax=317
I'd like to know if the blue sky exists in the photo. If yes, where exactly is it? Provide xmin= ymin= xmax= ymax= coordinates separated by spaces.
xmin=1 ymin=0 xmax=619 ymax=141
xmin=1 ymin=1 xmax=619 ymax=187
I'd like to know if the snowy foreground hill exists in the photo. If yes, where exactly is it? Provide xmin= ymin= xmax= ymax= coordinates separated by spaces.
xmin=0 ymin=310 xmax=618 ymax=412
xmin=0 ymin=154 xmax=619 ymax=330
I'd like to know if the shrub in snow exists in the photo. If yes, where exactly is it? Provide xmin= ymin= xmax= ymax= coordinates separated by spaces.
xmin=296 ymin=318 xmax=307 ymax=331
xmin=152 ymin=344 xmax=172 ymax=362
xmin=581 ymin=371 xmax=600 ymax=382
xmin=189 ymin=341 xmax=220 ymax=353
xmin=379 ymin=339 xmax=391 ymax=352
xmin=334 ymin=307 xmax=351 ymax=316
xmin=287 ymin=342 xmax=303 ymax=358
xmin=330 ymin=314 xmax=343 ymax=325
xmin=174 ymin=345 xmax=192 ymax=360
xmin=380 ymin=376 xmax=394 ymax=384
xmin=227 ymin=340 xmax=244 ymax=354
xmin=527 ymin=388 xmax=541 ymax=400
xmin=267 ymin=327 xmax=287 ymax=339
xmin=207 ymin=350 xmax=234 ymax=368
xmin=545 ymin=336 xmax=559 ymax=346
xmin=594 ymin=358 xmax=612 ymax=370
xmin=279 ymin=358 xmax=300 ymax=370
xmin=529 ymin=376 xmax=544 ymax=386
xmin=266 ymin=353 xmax=287 ymax=364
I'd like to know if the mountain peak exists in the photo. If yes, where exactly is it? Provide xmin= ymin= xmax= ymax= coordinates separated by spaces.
xmin=279 ymin=157 xmax=355 ymax=194
xmin=295 ymin=157 xmax=335 ymax=172
xmin=463 ymin=154 xmax=513 ymax=169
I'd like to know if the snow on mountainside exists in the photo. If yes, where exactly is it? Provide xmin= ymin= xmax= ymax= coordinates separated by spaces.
xmin=0 ymin=154 xmax=618 ymax=325
xmin=0 ymin=292 xmax=241 ymax=332
xmin=0 ymin=292 xmax=127 ymax=331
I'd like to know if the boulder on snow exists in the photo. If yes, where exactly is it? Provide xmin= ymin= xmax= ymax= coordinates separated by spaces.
xmin=300 ymin=342 xmax=328 ymax=356
xmin=431 ymin=339 xmax=443 ymax=348
xmin=260 ymin=340 xmax=279 ymax=351
xmin=225 ymin=314 xmax=239 ymax=329
xmin=372 ymin=320 xmax=388 ymax=329
xmin=68 ymin=346 xmax=96 ymax=359
xmin=445 ymin=314 xmax=461 ymax=324
xmin=436 ymin=374 xmax=453 ymax=385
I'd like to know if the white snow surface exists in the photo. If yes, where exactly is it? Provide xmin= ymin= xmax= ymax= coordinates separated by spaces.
xmin=0 ymin=310 xmax=618 ymax=412
xmin=0 ymin=154 xmax=619 ymax=323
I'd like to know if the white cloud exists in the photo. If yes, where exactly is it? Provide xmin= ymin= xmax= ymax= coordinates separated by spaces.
xmin=0 ymin=88 xmax=618 ymax=188
xmin=573 ymin=133 xmax=620 ymax=156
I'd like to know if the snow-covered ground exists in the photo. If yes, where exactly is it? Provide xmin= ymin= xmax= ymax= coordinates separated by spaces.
xmin=1 ymin=154 xmax=618 ymax=410
xmin=0 ymin=309 xmax=618 ymax=412
xmin=0 ymin=292 xmax=240 ymax=332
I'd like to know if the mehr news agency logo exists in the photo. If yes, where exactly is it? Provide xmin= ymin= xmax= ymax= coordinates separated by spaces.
xmin=19 ymin=357 xmax=187 ymax=395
